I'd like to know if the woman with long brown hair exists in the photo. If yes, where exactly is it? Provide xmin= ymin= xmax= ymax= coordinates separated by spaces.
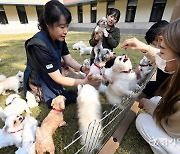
xmin=122 ymin=19 xmax=180 ymax=153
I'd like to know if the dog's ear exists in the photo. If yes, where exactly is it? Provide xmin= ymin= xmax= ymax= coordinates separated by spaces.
xmin=97 ymin=19 xmax=100 ymax=25
xmin=77 ymin=84 xmax=83 ymax=92
xmin=51 ymin=98 xmax=55 ymax=107
xmin=3 ymin=126 xmax=9 ymax=132
xmin=60 ymin=101 xmax=65 ymax=110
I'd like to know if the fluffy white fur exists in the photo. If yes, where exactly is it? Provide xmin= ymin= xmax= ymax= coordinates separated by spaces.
xmin=0 ymin=71 xmax=24 ymax=95
xmin=80 ymin=46 xmax=93 ymax=56
xmin=138 ymin=56 xmax=153 ymax=82
xmin=72 ymin=41 xmax=87 ymax=50
xmin=0 ymin=114 xmax=24 ymax=148
xmin=90 ymin=48 xmax=113 ymax=76
xmin=15 ymin=114 xmax=38 ymax=154
xmin=94 ymin=17 xmax=108 ymax=57
xmin=105 ymin=55 xmax=138 ymax=109
xmin=0 ymin=74 xmax=6 ymax=81
xmin=26 ymin=91 xmax=39 ymax=108
xmin=0 ymin=94 xmax=31 ymax=121
xmin=77 ymin=84 xmax=102 ymax=152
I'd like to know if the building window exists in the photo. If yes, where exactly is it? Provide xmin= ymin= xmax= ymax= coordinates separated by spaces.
xmin=0 ymin=5 xmax=8 ymax=24
xmin=125 ymin=0 xmax=138 ymax=22
xmin=16 ymin=5 xmax=28 ymax=24
xmin=91 ymin=3 xmax=97 ymax=23
xmin=36 ymin=5 xmax=43 ymax=20
xmin=107 ymin=1 xmax=115 ymax=15
xmin=78 ymin=5 xmax=83 ymax=23
xmin=149 ymin=0 xmax=167 ymax=22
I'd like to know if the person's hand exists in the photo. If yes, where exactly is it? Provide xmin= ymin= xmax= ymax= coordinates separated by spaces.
xmin=94 ymin=31 xmax=103 ymax=41
xmin=121 ymin=37 xmax=149 ymax=51
xmin=86 ymin=74 xmax=102 ymax=89
xmin=138 ymin=98 xmax=146 ymax=109
xmin=82 ymin=65 xmax=90 ymax=75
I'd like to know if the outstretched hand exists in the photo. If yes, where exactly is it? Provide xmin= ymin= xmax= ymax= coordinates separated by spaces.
xmin=121 ymin=37 xmax=149 ymax=51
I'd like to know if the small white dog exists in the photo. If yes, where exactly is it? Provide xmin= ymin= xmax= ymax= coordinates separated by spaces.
xmin=80 ymin=46 xmax=93 ymax=56
xmin=0 ymin=71 xmax=24 ymax=95
xmin=26 ymin=91 xmax=39 ymax=108
xmin=15 ymin=114 xmax=38 ymax=154
xmin=0 ymin=94 xmax=31 ymax=121
xmin=77 ymin=84 xmax=102 ymax=152
xmin=0 ymin=74 xmax=6 ymax=81
xmin=105 ymin=55 xmax=138 ymax=109
xmin=138 ymin=56 xmax=153 ymax=82
xmin=90 ymin=48 xmax=113 ymax=76
xmin=72 ymin=41 xmax=87 ymax=50
xmin=0 ymin=114 xmax=24 ymax=148
xmin=93 ymin=17 xmax=109 ymax=57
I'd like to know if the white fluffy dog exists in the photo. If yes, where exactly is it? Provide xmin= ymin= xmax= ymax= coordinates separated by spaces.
xmin=15 ymin=114 xmax=38 ymax=154
xmin=77 ymin=84 xmax=102 ymax=152
xmin=138 ymin=56 xmax=153 ymax=82
xmin=0 ymin=74 xmax=6 ymax=81
xmin=0 ymin=114 xmax=24 ymax=148
xmin=26 ymin=91 xmax=39 ymax=108
xmin=94 ymin=17 xmax=109 ymax=57
xmin=72 ymin=41 xmax=87 ymax=50
xmin=80 ymin=46 xmax=93 ymax=56
xmin=105 ymin=55 xmax=138 ymax=109
xmin=0 ymin=71 xmax=24 ymax=95
xmin=0 ymin=94 xmax=31 ymax=121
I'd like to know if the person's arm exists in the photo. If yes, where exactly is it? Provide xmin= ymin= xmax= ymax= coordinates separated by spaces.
xmin=139 ymin=98 xmax=157 ymax=115
xmin=161 ymin=101 xmax=180 ymax=138
xmin=122 ymin=37 xmax=159 ymax=65
xmin=105 ymin=28 xmax=120 ymax=48
xmin=48 ymin=70 xmax=87 ymax=86
xmin=63 ymin=54 xmax=89 ymax=74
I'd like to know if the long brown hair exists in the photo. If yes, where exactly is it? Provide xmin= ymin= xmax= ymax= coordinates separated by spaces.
xmin=154 ymin=19 xmax=180 ymax=124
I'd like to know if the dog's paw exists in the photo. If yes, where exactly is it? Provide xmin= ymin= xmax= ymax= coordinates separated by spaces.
xmin=103 ymin=29 xmax=109 ymax=37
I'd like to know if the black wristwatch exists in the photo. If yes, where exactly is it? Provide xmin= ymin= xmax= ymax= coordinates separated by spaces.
xmin=80 ymin=65 xmax=83 ymax=72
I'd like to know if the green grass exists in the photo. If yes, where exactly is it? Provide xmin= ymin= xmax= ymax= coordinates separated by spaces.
xmin=0 ymin=32 xmax=152 ymax=154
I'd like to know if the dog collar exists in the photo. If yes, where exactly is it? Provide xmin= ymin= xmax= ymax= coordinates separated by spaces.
xmin=10 ymin=128 xmax=23 ymax=134
xmin=53 ymin=108 xmax=63 ymax=112
xmin=139 ymin=64 xmax=148 ymax=67
xmin=94 ymin=63 xmax=102 ymax=70
xmin=121 ymin=69 xmax=131 ymax=73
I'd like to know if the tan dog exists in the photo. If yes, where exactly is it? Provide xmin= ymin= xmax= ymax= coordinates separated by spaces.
xmin=35 ymin=95 xmax=66 ymax=154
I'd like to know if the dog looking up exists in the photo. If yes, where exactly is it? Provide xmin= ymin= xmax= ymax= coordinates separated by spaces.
xmin=105 ymin=55 xmax=138 ymax=109
xmin=0 ymin=114 xmax=24 ymax=148
xmin=93 ymin=17 xmax=108 ymax=57
xmin=15 ymin=114 xmax=38 ymax=154
xmin=0 ymin=71 xmax=24 ymax=95
xmin=77 ymin=84 xmax=102 ymax=152
xmin=36 ymin=95 xmax=66 ymax=154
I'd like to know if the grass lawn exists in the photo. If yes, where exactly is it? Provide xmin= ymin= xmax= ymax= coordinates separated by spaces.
xmin=0 ymin=32 xmax=152 ymax=154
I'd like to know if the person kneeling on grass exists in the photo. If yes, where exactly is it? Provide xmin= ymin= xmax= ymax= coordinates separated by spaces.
xmin=23 ymin=0 xmax=101 ymax=108
xmin=122 ymin=19 xmax=180 ymax=153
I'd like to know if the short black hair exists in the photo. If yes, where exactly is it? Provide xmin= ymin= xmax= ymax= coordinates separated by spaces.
xmin=38 ymin=0 xmax=72 ymax=31
xmin=145 ymin=20 xmax=169 ymax=44
xmin=107 ymin=8 xmax=121 ymax=23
